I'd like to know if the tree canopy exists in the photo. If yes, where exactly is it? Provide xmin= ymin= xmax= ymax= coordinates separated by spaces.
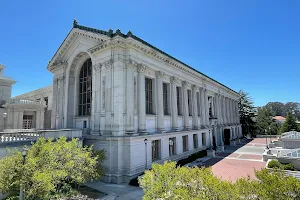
xmin=280 ymin=112 xmax=299 ymax=133
xmin=0 ymin=137 xmax=105 ymax=199
xmin=139 ymin=161 xmax=300 ymax=200
xmin=256 ymin=107 xmax=280 ymax=135
xmin=238 ymin=90 xmax=257 ymax=136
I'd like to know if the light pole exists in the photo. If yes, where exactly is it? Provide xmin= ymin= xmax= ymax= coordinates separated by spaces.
xmin=265 ymin=129 xmax=268 ymax=149
xmin=144 ymin=139 xmax=148 ymax=170
xmin=20 ymin=147 xmax=28 ymax=200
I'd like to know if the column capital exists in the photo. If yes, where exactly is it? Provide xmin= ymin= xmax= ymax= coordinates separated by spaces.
xmin=125 ymin=59 xmax=138 ymax=71
xmin=104 ymin=59 xmax=113 ymax=70
xmin=191 ymin=84 xmax=198 ymax=91
xmin=137 ymin=64 xmax=147 ymax=73
xmin=170 ymin=76 xmax=179 ymax=84
xmin=155 ymin=71 xmax=165 ymax=79
xmin=182 ymin=81 xmax=190 ymax=87
xmin=93 ymin=63 xmax=102 ymax=72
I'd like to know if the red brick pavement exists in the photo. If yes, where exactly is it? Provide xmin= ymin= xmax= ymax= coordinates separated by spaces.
xmin=239 ymin=154 xmax=263 ymax=160
xmin=209 ymin=158 xmax=266 ymax=182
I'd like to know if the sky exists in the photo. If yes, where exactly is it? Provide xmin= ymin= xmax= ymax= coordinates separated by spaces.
xmin=0 ymin=0 xmax=299 ymax=106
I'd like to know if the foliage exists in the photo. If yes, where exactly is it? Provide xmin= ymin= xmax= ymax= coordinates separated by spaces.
xmin=256 ymin=107 xmax=280 ymax=135
xmin=0 ymin=137 xmax=105 ymax=200
xmin=265 ymin=102 xmax=300 ymax=121
xmin=238 ymin=90 xmax=257 ymax=137
xmin=139 ymin=161 xmax=300 ymax=200
xmin=280 ymin=112 xmax=299 ymax=133
xmin=282 ymin=163 xmax=296 ymax=171
xmin=267 ymin=159 xmax=281 ymax=169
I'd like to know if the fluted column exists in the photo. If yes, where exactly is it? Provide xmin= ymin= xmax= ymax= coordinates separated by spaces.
xmin=192 ymin=85 xmax=199 ymax=129
xmin=204 ymin=89 xmax=209 ymax=127
xmin=200 ymin=87 xmax=205 ymax=129
xmin=219 ymin=95 xmax=224 ymax=125
xmin=182 ymin=81 xmax=190 ymax=130
xmin=125 ymin=60 xmax=136 ymax=134
xmin=226 ymin=97 xmax=229 ymax=125
xmin=156 ymin=71 xmax=165 ymax=132
xmin=137 ymin=64 xmax=147 ymax=133
xmin=93 ymin=63 xmax=102 ymax=134
xmin=170 ymin=77 xmax=179 ymax=131
xmin=230 ymin=99 xmax=234 ymax=125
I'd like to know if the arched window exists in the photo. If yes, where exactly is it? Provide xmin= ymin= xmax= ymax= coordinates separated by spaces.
xmin=79 ymin=58 xmax=92 ymax=116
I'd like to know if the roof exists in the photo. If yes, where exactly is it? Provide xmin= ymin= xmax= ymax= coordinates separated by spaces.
xmin=50 ymin=20 xmax=239 ymax=95
xmin=273 ymin=116 xmax=286 ymax=121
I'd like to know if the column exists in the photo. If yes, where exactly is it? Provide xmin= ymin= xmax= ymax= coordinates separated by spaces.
xmin=226 ymin=97 xmax=229 ymax=125
xmin=170 ymin=77 xmax=179 ymax=131
xmin=36 ymin=111 xmax=41 ymax=129
xmin=104 ymin=61 xmax=113 ymax=135
xmin=18 ymin=111 xmax=23 ymax=129
xmin=137 ymin=64 xmax=147 ymax=133
xmin=40 ymin=110 xmax=45 ymax=129
xmin=200 ymin=87 xmax=207 ymax=128
xmin=192 ymin=85 xmax=199 ymax=129
xmin=230 ymin=99 xmax=234 ymax=125
xmin=204 ymin=89 xmax=209 ymax=127
xmin=222 ymin=96 xmax=226 ymax=125
xmin=182 ymin=81 xmax=189 ymax=130
xmin=6 ymin=108 xmax=13 ymax=129
xmin=13 ymin=110 xmax=18 ymax=129
xmin=156 ymin=71 xmax=165 ymax=132
xmin=92 ymin=63 xmax=102 ymax=133
xmin=125 ymin=61 xmax=135 ymax=134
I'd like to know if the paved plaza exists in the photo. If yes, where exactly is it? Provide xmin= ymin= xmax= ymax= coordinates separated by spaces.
xmin=202 ymin=138 xmax=270 ymax=182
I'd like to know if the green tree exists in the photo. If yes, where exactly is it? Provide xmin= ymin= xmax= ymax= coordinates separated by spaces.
xmin=256 ymin=106 xmax=280 ymax=135
xmin=140 ymin=162 xmax=300 ymax=200
xmin=0 ymin=137 xmax=105 ymax=199
xmin=265 ymin=102 xmax=285 ymax=116
xmin=280 ymin=112 xmax=298 ymax=133
xmin=238 ymin=90 xmax=257 ymax=136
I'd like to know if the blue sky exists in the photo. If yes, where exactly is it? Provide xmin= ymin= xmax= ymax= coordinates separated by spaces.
xmin=0 ymin=0 xmax=299 ymax=106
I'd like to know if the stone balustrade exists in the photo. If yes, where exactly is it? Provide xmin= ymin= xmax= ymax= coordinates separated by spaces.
xmin=9 ymin=99 xmax=44 ymax=105
xmin=0 ymin=129 xmax=82 ymax=144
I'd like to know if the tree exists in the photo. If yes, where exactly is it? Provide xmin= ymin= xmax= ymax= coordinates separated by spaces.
xmin=0 ymin=137 xmax=105 ymax=199
xmin=256 ymin=107 xmax=280 ymax=135
xmin=265 ymin=102 xmax=285 ymax=116
xmin=238 ymin=90 xmax=257 ymax=136
xmin=280 ymin=112 xmax=299 ymax=133
xmin=139 ymin=161 xmax=300 ymax=200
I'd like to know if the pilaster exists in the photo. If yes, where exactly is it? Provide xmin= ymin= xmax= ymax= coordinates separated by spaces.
xmin=182 ymin=81 xmax=190 ymax=130
xmin=125 ymin=60 xmax=136 ymax=135
xmin=137 ymin=64 xmax=147 ymax=133
xmin=192 ymin=85 xmax=199 ymax=129
xmin=170 ymin=77 xmax=179 ymax=131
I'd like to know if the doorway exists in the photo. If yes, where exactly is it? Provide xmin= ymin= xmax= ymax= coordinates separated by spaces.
xmin=224 ymin=129 xmax=231 ymax=145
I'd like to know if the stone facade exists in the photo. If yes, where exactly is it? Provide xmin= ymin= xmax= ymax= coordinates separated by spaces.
xmin=45 ymin=22 xmax=242 ymax=183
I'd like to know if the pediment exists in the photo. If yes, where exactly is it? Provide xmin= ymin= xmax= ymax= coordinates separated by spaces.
xmin=47 ymin=27 xmax=111 ymax=71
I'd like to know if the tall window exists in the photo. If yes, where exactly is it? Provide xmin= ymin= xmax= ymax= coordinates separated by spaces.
xmin=197 ymin=92 xmax=201 ymax=116
xmin=208 ymin=96 xmax=212 ymax=117
xmin=187 ymin=90 xmax=192 ymax=116
xmin=145 ymin=78 xmax=153 ymax=114
xmin=23 ymin=115 xmax=33 ymax=129
xmin=177 ymin=87 xmax=182 ymax=115
xmin=152 ymin=140 xmax=160 ymax=161
xmin=193 ymin=134 xmax=198 ymax=149
xmin=79 ymin=58 xmax=92 ymax=116
xmin=202 ymin=132 xmax=206 ymax=146
xmin=169 ymin=137 xmax=176 ymax=156
xmin=163 ymin=83 xmax=169 ymax=115
xmin=182 ymin=135 xmax=188 ymax=152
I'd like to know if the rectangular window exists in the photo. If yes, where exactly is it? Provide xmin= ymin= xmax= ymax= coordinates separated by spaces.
xmin=182 ymin=135 xmax=188 ymax=152
xmin=83 ymin=121 xmax=87 ymax=129
xmin=145 ymin=78 xmax=153 ymax=114
xmin=152 ymin=140 xmax=160 ymax=161
xmin=208 ymin=96 xmax=212 ymax=117
xmin=197 ymin=92 xmax=201 ymax=117
xmin=44 ymin=97 xmax=48 ymax=106
xmin=193 ymin=134 xmax=198 ymax=149
xmin=163 ymin=83 xmax=169 ymax=115
xmin=176 ymin=87 xmax=182 ymax=115
xmin=202 ymin=132 xmax=206 ymax=146
xmin=23 ymin=115 xmax=33 ymax=129
xmin=187 ymin=90 xmax=192 ymax=116
xmin=169 ymin=137 xmax=176 ymax=156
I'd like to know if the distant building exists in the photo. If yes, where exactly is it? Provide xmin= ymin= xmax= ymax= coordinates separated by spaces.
xmin=273 ymin=116 xmax=286 ymax=125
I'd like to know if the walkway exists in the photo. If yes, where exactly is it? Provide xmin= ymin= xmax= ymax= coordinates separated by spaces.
xmin=202 ymin=138 xmax=269 ymax=182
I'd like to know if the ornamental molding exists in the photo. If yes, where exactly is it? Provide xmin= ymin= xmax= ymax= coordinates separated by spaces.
xmin=125 ymin=58 xmax=138 ymax=71
xmin=155 ymin=71 xmax=165 ymax=79
xmin=170 ymin=76 xmax=179 ymax=84
xmin=93 ymin=63 xmax=102 ymax=72
xmin=137 ymin=63 xmax=147 ymax=73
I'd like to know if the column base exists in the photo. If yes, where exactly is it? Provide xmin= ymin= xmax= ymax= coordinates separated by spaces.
xmin=183 ymin=126 xmax=192 ymax=131
xmin=172 ymin=127 xmax=181 ymax=132
xmin=157 ymin=128 xmax=166 ymax=133
xmin=138 ymin=130 xmax=148 ymax=135
xmin=125 ymin=130 xmax=136 ymax=136
xmin=217 ymin=146 xmax=225 ymax=152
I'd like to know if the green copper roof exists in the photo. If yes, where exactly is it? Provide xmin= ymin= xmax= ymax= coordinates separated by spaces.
xmin=66 ymin=21 xmax=239 ymax=95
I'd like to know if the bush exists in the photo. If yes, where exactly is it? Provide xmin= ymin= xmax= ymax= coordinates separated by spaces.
xmin=0 ymin=137 xmax=105 ymax=199
xmin=268 ymin=159 xmax=281 ymax=169
xmin=282 ymin=163 xmax=296 ymax=171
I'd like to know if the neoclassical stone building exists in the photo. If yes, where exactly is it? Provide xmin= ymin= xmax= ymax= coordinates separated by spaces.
xmin=45 ymin=21 xmax=242 ymax=183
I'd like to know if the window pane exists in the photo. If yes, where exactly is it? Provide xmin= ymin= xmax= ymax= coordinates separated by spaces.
xmin=78 ymin=59 xmax=92 ymax=116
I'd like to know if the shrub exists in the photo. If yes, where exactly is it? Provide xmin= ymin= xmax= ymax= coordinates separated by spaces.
xmin=282 ymin=163 xmax=296 ymax=171
xmin=0 ymin=137 xmax=105 ymax=199
xmin=268 ymin=159 xmax=281 ymax=169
